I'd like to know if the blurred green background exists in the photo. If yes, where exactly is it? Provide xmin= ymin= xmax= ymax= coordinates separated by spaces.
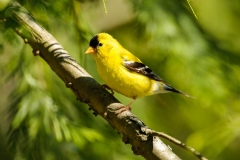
xmin=1 ymin=0 xmax=240 ymax=159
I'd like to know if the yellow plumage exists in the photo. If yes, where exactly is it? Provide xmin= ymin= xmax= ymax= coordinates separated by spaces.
xmin=85 ymin=33 xmax=192 ymax=107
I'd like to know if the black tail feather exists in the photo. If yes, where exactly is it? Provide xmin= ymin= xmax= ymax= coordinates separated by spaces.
xmin=163 ymin=84 xmax=195 ymax=98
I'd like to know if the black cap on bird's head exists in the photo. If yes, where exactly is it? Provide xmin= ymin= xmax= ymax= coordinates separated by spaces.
xmin=89 ymin=34 xmax=99 ymax=48
xmin=85 ymin=33 xmax=114 ymax=54
xmin=85 ymin=34 xmax=99 ymax=54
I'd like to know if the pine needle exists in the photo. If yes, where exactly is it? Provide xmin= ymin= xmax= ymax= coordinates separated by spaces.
xmin=187 ymin=0 xmax=198 ymax=19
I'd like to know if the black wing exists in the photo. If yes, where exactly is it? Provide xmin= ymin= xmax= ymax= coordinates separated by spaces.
xmin=123 ymin=59 xmax=194 ymax=97
xmin=124 ymin=60 xmax=164 ymax=82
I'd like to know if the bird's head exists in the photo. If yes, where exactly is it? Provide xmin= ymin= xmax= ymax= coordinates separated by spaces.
xmin=85 ymin=33 xmax=121 ymax=57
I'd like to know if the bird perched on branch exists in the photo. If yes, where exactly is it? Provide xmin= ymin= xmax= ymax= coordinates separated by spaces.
xmin=85 ymin=33 xmax=193 ymax=109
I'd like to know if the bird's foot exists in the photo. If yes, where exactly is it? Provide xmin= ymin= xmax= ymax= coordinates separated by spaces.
xmin=101 ymin=84 xmax=114 ymax=95
xmin=116 ymin=105 xmax=132 ymax=114
xmin=125 ymin=105 xmax=132 ymax=111
xmin=115 ymin=98 xmax=136 ymax=114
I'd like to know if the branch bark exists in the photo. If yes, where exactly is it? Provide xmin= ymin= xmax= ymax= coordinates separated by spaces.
xmin=1 ymin=2 xmax=207 ymax=160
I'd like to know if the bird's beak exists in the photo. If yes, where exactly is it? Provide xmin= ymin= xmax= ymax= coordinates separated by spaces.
xmin=85 ymin=47 xmax=95 ymax=54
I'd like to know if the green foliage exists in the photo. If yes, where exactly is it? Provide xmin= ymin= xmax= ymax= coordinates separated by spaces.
xmin=1 ymin=0 xmax=240 ymax=160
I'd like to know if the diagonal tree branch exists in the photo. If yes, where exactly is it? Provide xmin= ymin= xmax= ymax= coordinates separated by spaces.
xmin=1 ymin=2 xmax=207 ymax=160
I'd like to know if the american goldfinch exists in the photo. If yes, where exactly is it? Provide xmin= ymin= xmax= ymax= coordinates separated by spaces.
xmin=85 ymin=33 xmax=192 ymax=108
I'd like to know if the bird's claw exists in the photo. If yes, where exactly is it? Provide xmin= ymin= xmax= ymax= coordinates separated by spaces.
xmin=101 ymin=84 xmax=114 ymax=95
xmin=116 ymin=98 xmax=135 ymax=114
xmin=116 ymin=105 xmax=132 ymax=114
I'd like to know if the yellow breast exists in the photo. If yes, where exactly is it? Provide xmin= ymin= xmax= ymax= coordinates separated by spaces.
xmin=94 ymin=55 xmax=154 ymax=98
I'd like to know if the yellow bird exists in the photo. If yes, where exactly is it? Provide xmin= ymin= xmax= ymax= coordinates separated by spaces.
xmin=85 ymin=33 xmax=192 ymax=108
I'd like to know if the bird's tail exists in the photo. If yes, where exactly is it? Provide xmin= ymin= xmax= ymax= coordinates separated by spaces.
xmin=163 ymin=84 xmax=195 ymax=98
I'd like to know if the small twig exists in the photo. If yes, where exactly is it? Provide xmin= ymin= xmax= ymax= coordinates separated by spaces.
xmin=187 ymin=0 xmax=198 ymax=19
xmin=144 ymin=128 xmax=208 ymax=160
xmin=102 ymin=0 xmax=107 ymax=14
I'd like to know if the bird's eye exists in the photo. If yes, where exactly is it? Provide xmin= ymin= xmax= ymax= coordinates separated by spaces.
xmin=98 ymin=43 xmax=103 ymax=46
